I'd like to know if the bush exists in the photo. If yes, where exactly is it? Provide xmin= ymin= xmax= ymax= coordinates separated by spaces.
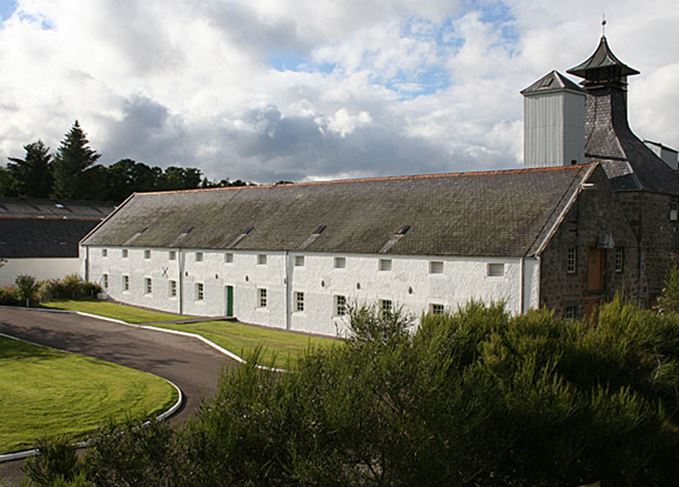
xmin=23 ymin=436 xmax=81 ymax=486
xmin=37 ymin=275 xmax=101 ymax=302
xmin=31 ymin=300 xmax=679 ymax=485
xmin=0 ymin=286 xmax=19 ymax=306
xmin=15 ymin=274 xmax=37 ymax=307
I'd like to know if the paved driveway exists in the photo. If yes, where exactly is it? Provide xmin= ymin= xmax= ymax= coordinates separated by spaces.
xmin=0 ymin=307 xmax=235 ymax=485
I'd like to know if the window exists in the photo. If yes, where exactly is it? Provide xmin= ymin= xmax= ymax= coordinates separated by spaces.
xmin=225 ymin=253 xmax=234 ymax=263
xmin=294 ymin=256 xmax=305 ymax=267
xmin=487 ymin=263 xmax=504 ymax=277
xmin=378 ymin=259 xmax=392 ymax=271
xmin=335 ymin=295 xmax=347 ymax=316
xmin=295 ymin=291 xmax=305 ymax=312
xmin=429 ymin=261 xmax=444 ymax=274
xmin=615 ymin=247 xmax=625 ymax=273
xmin=169 ymin=280 xmax=177 ymax=298
xmin=196 ymin=283 xmax=204 ymax=301
xmin=122 ymin=249 xmax=128 ymax=258
xmin=430 ymin=303 xmax=445 ymax=315
xmin=379 ymin=299 xmax=393 ymax=317
xmin=671 ymin=202 xmax=678 ymax=221
xmin=258 ymin=288 xmax=268 ymax=308
xmin=567 ymin=247 xmax=577 ymax=273
xmin=123 ymin=275 xmax=130 ymax=291
xmin=564 ymin=305 xmax=577 ymax=319
xmin=334 ymin=257 xmax=346 ymax=269
xmin=169 ymin=251 xmax=177 ymax=261
xmin=102 ymin=248 xmax=108 ymax=258
xmin=144 ymin=249 xmax=151 ymax=259
xmin=257 ymin=254 xmax=267 ymax=265
xmin=195 ymin=252 xmax=203 ymax=262
xmin=102 ymin=273 xmax=108 ymax=289
xmin=144 ymin=277 xmax=152 ymax=295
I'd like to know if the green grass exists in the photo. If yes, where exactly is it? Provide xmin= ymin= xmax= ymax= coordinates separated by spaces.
xmin=154 ymin=321 xmax=339 ymax=368
xmin=41 ymin=299 xmax=341 ymax=368
xmin=0 ymin=336 xmax=178 ymax=454
xmin=42 ymin=300 xmax=183 ymax=324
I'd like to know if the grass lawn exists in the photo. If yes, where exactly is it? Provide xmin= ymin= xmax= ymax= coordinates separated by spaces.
xmin=41 ymin=300 xmax=341 ymax=368
xmin=154 ymin=321 xmax=339 ymax=368
xmin=0 ymin=336 xmax=178 ymax=454
xmin=42 ymin=300 xmax=183 ymax=324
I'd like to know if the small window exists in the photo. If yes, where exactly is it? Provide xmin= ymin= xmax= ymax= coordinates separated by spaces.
xmin=102 ymin=248 xmax=108 ymax=258
xmin=144 ymin=250 xmax=151 ymax=259
xmin=615 ymin=247 xmax=625 ymax=273
xmin=429 ymin=261 xmax=444 ymax=274
xmin=378 ymin=259 xmax=392 ymax=271
xmin=122 ymin=249 xmax=129 ymax=258
xmin=567 ymin=247 xmax=577 ymax=273
xmin=335 ymin=295 xmax=347 ymax=316
xmin=225 ymin=253 xmax=234 ymax=263
xmin=144 ymin=277 xmax=152 ymax=295
xmin=487 ymin=263 xmax=504 ymax=277
xmin=169 ymin=251 xmax=177 ymax=261
xmin=671 ymin=202 xmax=678 ymax=221
xmin=430 ymin=303 xmax=445 ymax=315
xmin=102 ymin=273 xmax=108 ymax=289
xmin=564 ymin=305 xmax=577 ymax=319
xmin=195 ymin=252 xmax=203 ymax=262
xmin=169 ymin=280 xmax=177 ymax=297
xmin=295 ymin=291 xmax=304 ymax=312
xmin=258 ymin=288 xmax=268 ymax=307
xmin=379 ymin=299 xmax=393 ymax=317
xmin=334 ymin=257 xmax=346 ymax=269
xmin=294 ymin=256 xmax=305 ymax=267
xmin=123 ymin=275 xmax=130 ymax=291
xmin=196 ymin=283 xmax=204 ymax=301
xmin=257 ymin=254 xmax=267 ymax=265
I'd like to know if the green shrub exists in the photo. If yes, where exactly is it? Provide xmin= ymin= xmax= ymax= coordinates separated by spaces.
xmin=0 ymin=286 xmax=19 ymax=306
xmin=23 ymin=436 xmax=81 ymax=486
xmin=37 ymin=275 xmax=101 ymax=302
xmin=15 ymin=274 xmax=37 ymax=307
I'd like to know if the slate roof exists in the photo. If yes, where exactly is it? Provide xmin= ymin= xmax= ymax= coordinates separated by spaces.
xmin=568 ymin=36 xmax=640 ymax=79
xmin=0 ymin=198 xmax=116 ymax=258
xmin=520 ymin=70 xmax=584 ymax=96
xmin=82 ymin=165 xmax=594 ymax=258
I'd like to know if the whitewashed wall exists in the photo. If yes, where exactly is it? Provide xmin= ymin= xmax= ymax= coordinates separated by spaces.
xmin=0 ymin=258 xmax=81 ymax=287
xmin=85 ymin=245 xmax=539 ymax=336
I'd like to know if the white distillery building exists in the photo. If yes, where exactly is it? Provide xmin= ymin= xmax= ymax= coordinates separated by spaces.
xmin=0 ymin=198 xmax=114 ymax=287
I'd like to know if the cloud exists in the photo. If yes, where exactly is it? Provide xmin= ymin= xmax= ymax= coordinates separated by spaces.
xmin=0 ymin=0 xmax=677 ymax=182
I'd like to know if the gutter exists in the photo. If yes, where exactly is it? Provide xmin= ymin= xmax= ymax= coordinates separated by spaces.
xmin=519 ymin=257 xmax=525 ymax=314
xmin=284 ymin=251 xmax=291 ymax=330
xmin=178 ymin=249 xmax=184 ymax=315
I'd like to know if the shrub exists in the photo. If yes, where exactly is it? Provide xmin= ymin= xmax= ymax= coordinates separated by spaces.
xmin=23 ymin=436 xmax=81 ymax=486
xmin=0 ymin=286 xmax=19 ymax=306
xmin=656 ymin=265 xmax=679 ymax=314
xmin=15 ymin=274 xmax=37 ymax=307
xmin=37 ymin=275 xmax=102 ymax=302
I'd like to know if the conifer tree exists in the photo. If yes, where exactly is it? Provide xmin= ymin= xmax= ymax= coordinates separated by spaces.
xmin=51 ymin=121 xmax=101 ymax=199
xmin=7 ymin=140 xmax=53 ymax=198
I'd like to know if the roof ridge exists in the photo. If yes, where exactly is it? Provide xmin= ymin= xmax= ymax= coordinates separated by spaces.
xmin=139 ymin=164 xmax=594 ymax=197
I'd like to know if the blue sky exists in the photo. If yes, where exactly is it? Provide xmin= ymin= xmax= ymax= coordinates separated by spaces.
xmin=0 ymin=0 xmax=677 ymax=182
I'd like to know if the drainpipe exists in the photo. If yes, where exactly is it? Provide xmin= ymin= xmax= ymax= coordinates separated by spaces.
xmin=84 ymin=246 xmax=89 ymax=282
xmin=178 ymin=248 xmax=184 ymax=315
xmin=519 ymin=257 xmax=525 ymax=314
xmin=284 ymin=251 xmax=291 ymax=330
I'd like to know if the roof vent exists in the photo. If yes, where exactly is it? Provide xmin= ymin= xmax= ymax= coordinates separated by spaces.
xmin=300 ymin=224 xmax=327 ymax=249
xmin=313 ymin=224 xmax=326 ymax=235
xmin=228 ymin=226 xmax=255 ymax=248
xmin=379 ymin=225 xmax=412 ymax=253
xmin=54 ymin=203 xmax=65 ymax=209
xmin=123 ymin=226 xmax=149 ymax=246
xmin=396 ymin=225 xmax=411 ymax=235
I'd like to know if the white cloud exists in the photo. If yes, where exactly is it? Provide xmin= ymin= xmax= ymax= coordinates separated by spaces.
xmin=0 ymin=0 xmax=677 ymax=181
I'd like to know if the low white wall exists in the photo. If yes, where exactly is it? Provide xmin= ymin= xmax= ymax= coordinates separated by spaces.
xmin=85 ymin=246 xmax=538 ymax=336
xmin=0 ymin=258 xmax=82 ymax=287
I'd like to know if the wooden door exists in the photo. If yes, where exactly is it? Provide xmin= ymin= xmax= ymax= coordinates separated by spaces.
xmin=226 ymin=286 xmax=234 ymax=317
xmin=587 ymin=248 xmax=604 ymax=292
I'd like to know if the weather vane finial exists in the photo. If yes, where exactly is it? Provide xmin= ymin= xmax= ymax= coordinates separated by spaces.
xmin=601 ymin=13 xmax=607 ymax=37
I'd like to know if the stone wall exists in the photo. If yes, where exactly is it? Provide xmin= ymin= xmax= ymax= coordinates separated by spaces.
xmin=539 ymin=166 xmax=640 ymax=317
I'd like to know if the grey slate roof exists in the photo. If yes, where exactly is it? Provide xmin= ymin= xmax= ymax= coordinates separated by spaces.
xmin=520 ymin=70 xmax=584 ymax=95
xmin=82 ymin=165 xmax=593 ymax=258
xmin=0 ymin=198 xmax=115 ymax=258
xmin=568 ymin=36 xmax=640 ymax=79
xmin=583 ymin=88 xmax=679 ymax=195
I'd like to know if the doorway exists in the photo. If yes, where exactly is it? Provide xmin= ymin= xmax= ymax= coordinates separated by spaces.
xmin=226 ymin=285 xmax=234 ymax=317
xmin=587 ymin=248 xmax=605 ymax=292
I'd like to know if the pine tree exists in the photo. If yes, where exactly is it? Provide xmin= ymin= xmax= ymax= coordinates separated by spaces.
xmin=7 ymin=140 xmax=53 ymax=198
xmin=51 ymin=121 xmax=101 ymax=199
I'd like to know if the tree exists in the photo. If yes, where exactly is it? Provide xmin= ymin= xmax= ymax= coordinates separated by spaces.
xmin=51 ymin=121 xmax=101 ymax=199
xmin=6 ymin=140 xmax=53 ymax=198
xmin=0 ymin=165 xmax=17 ymax=196
xmin=15 ymin=274 xmax=37 ymax=307
xmin=159 ymin=166 xmax=202 ymax=190
xmin=656 ymin=264 xmax=679 ymax=314
xmin=105 ymin=159 xmax=162 ymax=202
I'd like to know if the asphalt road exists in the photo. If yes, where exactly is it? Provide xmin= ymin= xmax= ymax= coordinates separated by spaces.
xmin=0 ymin=307 xmax=235 ymax=485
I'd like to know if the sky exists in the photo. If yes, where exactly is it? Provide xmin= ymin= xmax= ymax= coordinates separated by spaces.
xmin=0 ymin=0 xmax=677 ymax=183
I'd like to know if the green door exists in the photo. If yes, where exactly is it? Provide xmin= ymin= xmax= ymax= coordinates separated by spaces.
xmin=226 ymin=286 xmax=234 ymax=317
